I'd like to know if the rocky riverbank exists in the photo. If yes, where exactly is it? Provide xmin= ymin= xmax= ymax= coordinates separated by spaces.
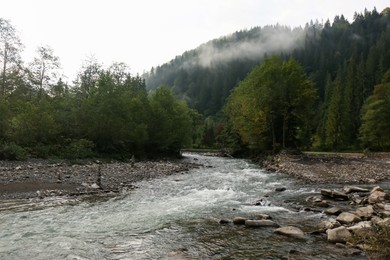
xmin=262 ymin=152 xmax=390 ymax=184
xmin=0 ymin=158 xmax=200 ymax=200
xmin=255 ymin=152 xmax=390 ymax=258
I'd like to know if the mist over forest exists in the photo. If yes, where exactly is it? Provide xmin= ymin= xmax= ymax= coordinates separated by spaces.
xmin=0 ymin=7 xmax=389 ymax=160
xmin=145 ymin=7 xmax=390 ymax=153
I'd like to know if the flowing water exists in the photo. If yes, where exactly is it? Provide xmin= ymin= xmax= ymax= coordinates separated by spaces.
xmin=0 ymin=153 xmax=364 ymax=259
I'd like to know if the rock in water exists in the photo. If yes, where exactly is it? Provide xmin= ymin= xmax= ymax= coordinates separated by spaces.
xmin=343 ymin=186 xmax=369 ymax=194
xmin=336 ymin=212 xmax=362 ymax=225
xmin=327 ymin=226 xmax=352 ymax=243
xmin=325 ymin=207 xmax=342 ymax=216
xmin=274 ymin=226 xmax=305 ymax=239
xmin=232 ymin=217 xmax=247 ymax=225
xmin=368 ymin=191 xmax=388 ymax=204
xmin=245 ymin=219 xmax=280 ymax=228
xmin=321 ymin=189 xmax=349 ymax=200
xmin=355 ymin=205 xmax=374 ymax=219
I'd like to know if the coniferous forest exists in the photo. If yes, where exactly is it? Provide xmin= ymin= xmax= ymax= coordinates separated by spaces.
xmin=146 ymin=8 xmax=390 ymax=154
xmin=1 ymin=8 xmax=389 ymax=160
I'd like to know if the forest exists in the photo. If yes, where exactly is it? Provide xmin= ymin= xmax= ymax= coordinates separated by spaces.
xmin=145 ymin=7 xmax=390 ymax=153
xmin=0 ymin=19 xmax=198 ymax=159
xmin=1 ymin=8 xmax=390 ymax=160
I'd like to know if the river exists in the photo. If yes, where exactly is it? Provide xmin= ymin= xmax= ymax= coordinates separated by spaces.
xmin=0 ymin=153 xmax=364 ymax=259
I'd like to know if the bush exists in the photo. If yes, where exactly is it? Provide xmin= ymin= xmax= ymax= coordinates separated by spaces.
xmin=348 ymin=223 xmax=390 ymax=259
xmin=61 ymin=139 xmax=95 ymax=159
xmin=0 ymin=142 xmax=27 ymax=160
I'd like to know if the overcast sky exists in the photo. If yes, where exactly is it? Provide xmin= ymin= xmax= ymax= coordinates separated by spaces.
xmin=1 ymin=0 xmax=388 ymax=81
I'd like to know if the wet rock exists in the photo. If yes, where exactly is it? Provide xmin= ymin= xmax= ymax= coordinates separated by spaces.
xmin=347 ymin=221 xmax=372 ymax=235
xmin=368 ymin=191 xmax=388 ymax=204
xmin=321 ymin=189 xmax=349 ymax=201
xmin=314 ymin=200 xmax=330 ymax=208
xmin=325 ymin=207 xmax=342 ymax=216
xmin=274 ymin=226 xmax=305 ymax=239
xmin=355 ymin=205 xmax=374 ymax=219
xmin=318 ymin=218 xmax=341 ymax=232
xmin=371 ymin=186 xmax=384 ymax=193
xmin=255 ymin=213 xmax=272 ymax=220
xmin=275 ymin=187 xmax=286 ymax=192
xmin=336 ymin=212 xmax=361 ymax=225
xmin=327 ymin=226 xmax=352 ymax=244
xmin=219 ymin=219 xmax=231 ymax=224
xmin=245 ymin=219 xmax=280 ymax=228
xmin=232 ymin=217 xmax=247 ymax=225
xmin=343 ymin=186 xmax=369 ymax=194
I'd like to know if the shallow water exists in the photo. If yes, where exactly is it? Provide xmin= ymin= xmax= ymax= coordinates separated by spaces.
xmin=0 ymin=153 xmax=364 ymax=259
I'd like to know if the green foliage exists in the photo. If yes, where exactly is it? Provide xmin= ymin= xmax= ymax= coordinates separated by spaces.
xmin=348 ymin=223 xmax=390 ymax=259
xmin=359 ymin=70 xmax=390 ymax=150
xmin=0 ymin=142 xmax=27 ymax=160
xmin=225 ymin=57 xmax=316 ymax=152
xmin=148 ymin=86 xmax=193 ymax=155
xmin=61 ymin=139 xmax=95 ymax=159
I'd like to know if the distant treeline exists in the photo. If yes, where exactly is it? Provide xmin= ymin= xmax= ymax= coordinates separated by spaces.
xmin=145 ymin=8 xmax=390 ymax=152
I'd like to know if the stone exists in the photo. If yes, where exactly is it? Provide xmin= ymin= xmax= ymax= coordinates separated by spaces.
xmin=336 ymin=212 xmax=361 ymax=225
xmin=318 ymin=218 xmax=341 ymax=232
xmin=232 ymin=217 xmax=247 ymax=225
xmin=368 ymin=191 xmax=388 ymax=204
xmin=325 ymin=207 xmax=342 ymax=216
xmin=314 ymin=200 xmax=330 ymax=208
xmin=343 ymin=186 xmax=369 ymax=194
xmin=275 ymin=187 xmax=286 ymax=192
xmin=327 ymin=226 xmax=352 ymax=244
xmin=274 ymin=226 xmax=305 ymax=239
xmin=219 ymin=219 xmax=231 ymax=224
xmin=255 ymin=214 xmax=272 ymax=220
xmin=245 ymin=219 xmax=280 ymax=228
xmin=321 ymin=189 xmax=349 ymax=200
xmin=347 ymin=221 xmax=372 ymax=235
xmin=90 ymin=183 xmax=100 ymax=189
xmin=355 ymin=205 xmax=374 ymax=219
xmin=371 ymin=186 xmax=384 ymax=193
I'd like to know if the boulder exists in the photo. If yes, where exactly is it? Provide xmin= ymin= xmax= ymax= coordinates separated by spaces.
xmin=327 ymin=226 xmax=352 ymax=243
xmin=245 ymin=219 xmax=280 ymax=228
xmin=355 ymin=205 xmax=374 ymax=219
xmin=368 ymin=191 xmax=388 ymax=204
xmin=274 ymin=226 xmax=305 ymax=239
xmin=347 ymin=221 xmax=372 ymax=235
xmin=275 ymin=187 xmax=286 ymax=192
xmin=255 ymin=213 xmax=272 ymax=220
xmin=321 ymin=189 xmax=349 ymax=200
xmin=325 ymin=207 xmax=342 ymax=216
xmin=314 ymin=200 xmax=330 ymax=208
xmin=219 ymin=219 xmax=231 ymax=224
xmin=232 ymin=217 xmax=247 ymax=225
xmin=336 ymin=212 xmax=361 ymax=225
xmin=371 ymin=186 xmax=384 ymax=193
xmin=318 ymin=218 xmax=341 ymax=232
xmin=343 ymin=186 xmax=369 ymax=194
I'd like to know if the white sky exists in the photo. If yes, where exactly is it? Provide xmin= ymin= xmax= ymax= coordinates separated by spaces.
xmin=1 ymin=0 xmax=388 ymax=82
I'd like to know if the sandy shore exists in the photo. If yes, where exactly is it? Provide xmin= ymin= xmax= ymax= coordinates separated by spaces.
xmin=0 ymin=158 xmax=200 ymax=200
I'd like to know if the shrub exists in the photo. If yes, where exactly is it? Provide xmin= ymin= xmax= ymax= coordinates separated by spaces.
xmin=348 ymin=223 xmax=390 ymax=259
xmin=0 ymin=142 xmax=27 ymax=160
xmin=61 ymin=139 xmax=95 ymax=159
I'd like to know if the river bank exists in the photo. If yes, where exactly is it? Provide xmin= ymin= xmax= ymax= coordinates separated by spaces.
xmin=0 ymin=158 xmax=200 ymax=200
xmin=262 ymin=152 xmax=390 ymax=184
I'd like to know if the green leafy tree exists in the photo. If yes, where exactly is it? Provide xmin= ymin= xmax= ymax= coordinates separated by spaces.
xmin=148 ymin=86 xmax=192 ymax=155
xmin=359 ymin=69 xmax=390 ymax=150
xmin=225 ymin=57 xmax=315 ymax=152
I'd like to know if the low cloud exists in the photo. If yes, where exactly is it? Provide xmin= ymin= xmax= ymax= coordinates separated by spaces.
xmin=184 ymin=25 xmax=305 ymax=68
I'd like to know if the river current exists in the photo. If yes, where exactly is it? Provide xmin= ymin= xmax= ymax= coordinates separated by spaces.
xmin=0 ymin=153 xmax=363 ymax=259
